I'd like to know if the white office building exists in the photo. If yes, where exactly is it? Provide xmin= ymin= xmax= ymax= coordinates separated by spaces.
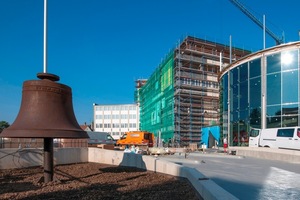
xmin=93 ymin=104 xmax=139 ymax=140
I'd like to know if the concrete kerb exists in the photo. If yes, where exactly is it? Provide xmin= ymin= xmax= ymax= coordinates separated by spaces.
xmin=179 ymin=147 xmax=300 ymax=164
xmin=174 ymin=151 xmax=245 ymax=160
xmin=88 ymin=148 xmax=238 ymax=200
xmin=229 ymin=147 xmax=300 ymax=163
xmin=182 ymin=167 xmax=238 ymax=200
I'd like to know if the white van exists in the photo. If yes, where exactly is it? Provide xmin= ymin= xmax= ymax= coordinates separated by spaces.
xmin=249 ymin=127 xmax=300 ymax=150
xmin=87 ymin=131 xmax=115 ymax=146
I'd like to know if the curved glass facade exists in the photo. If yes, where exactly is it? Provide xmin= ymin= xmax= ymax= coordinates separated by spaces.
xmin=220 ymin=42 xmax=300 ymax=146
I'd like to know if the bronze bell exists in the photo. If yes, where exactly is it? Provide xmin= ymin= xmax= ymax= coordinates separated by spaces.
xmin=1 ymin=73 xmax=88 ymax=139
xmin=1 ymin=73 xmax=88 ymax=183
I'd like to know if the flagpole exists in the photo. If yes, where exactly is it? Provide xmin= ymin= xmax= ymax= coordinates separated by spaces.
xmin=43 ymin=0 xmax=47 ymax=73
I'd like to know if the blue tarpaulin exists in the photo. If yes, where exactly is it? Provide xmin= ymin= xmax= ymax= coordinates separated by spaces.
xmin=201 ymin=126 xmax=220 ymax=147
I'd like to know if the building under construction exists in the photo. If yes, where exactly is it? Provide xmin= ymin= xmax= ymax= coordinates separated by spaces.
xmin=137 ymin=36 xmax=250 ymax=146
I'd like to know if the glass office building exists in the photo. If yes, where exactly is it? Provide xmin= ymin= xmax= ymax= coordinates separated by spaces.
xmin=220 ymin=42 xmax=300 ymax=146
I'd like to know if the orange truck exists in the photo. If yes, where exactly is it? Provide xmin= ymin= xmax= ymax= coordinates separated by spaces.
xmin=116 ymin=131 xmax=154 ymax=149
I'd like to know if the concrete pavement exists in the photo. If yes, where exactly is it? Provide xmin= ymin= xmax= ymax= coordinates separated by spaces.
xmin=158 ymin=147 xmax=300 ymax=200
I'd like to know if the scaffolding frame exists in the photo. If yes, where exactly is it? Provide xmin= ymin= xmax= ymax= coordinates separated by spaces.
xmin=138 ymin=36 xmax=251 ymax=147
xmin=174 ymin=36 xmax=250 ymax=146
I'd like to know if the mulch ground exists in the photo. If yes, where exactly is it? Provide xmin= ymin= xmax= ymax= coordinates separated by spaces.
xmin=0 ymin=162 xmax=201 ymax=200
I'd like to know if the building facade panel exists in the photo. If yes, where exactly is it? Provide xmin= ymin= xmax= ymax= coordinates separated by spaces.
xmin=220 ymin=42 xmax=300 ymax=146
xmin=93 ymin=104 xmax=139 ymax=140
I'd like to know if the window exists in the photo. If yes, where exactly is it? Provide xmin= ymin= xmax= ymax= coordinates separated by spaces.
xmin=129 ymin=106 xmax=136 ymax=110
xmin=130 ymin=123 xmax=136 ymax=128
xmin=104 ymin=124 xmax=110 ymax=128
xmin=267 ymin=53 xmax=281 ymax=74
xmin=239 ymin=63 xmax=248 ymax=82
xmin=249 ymin=77 xmax=261 ymax=111
xmin=297 ymin=129 xmax=300 ymax=138
xmin=250 ymin=129 xmax=259 ymax=137
xmin=107 ymin=135 xmax=113 ymax=140
xmin=277 ymin=129 xmax=294 ymax=137
xmin=281 ymin=50 xmax=298 ymax=70
xmin=187 ymin=79 xmax=191 ymax=85
xmin=96 ymin=123 xmax=103 ymax=128
xmin=121 ymin=114 xmax=127 ymax=119
xmin=130 ymin=114 xmax=136 ymax=119
xmin=282 ymin=70 xmax=298 ymax=103
xmin=240 ymin=81 xmax=248 ymax=110
xmin=267 ymin=73 xmax=281 ymax=105
xmin=144 ymin=133 xmax=150 ymax=140
xmin=249 ymin=58 xmax=261 ymax=78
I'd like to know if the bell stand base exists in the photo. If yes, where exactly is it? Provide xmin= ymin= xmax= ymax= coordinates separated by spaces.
xmin=44 ymin=138 xmax=54 ymax=183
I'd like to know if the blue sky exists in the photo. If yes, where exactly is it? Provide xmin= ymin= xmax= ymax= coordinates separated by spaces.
xmin=1 ymin=0 xmax=299 ymax=125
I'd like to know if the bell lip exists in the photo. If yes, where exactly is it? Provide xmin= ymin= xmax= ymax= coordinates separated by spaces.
xmin=0 ymin=129 xmax=89 ymax=139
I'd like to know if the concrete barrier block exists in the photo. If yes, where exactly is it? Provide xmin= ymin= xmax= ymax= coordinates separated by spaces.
xmin=54 ymin=148 xmax=88 ymax=165
xmin=0 ymin=148 xmax=89 ymax=169
xmin=141 ymin=155 xmax=156 ymax=171
xmin=120 ymin=153 xmax=138 ymax=167
xmin=88 ymin=148 xmax=121 ymax=165
xmin=154 ymin=159 xmax=184 ymax=177
xmin=0 ymin=148 xmax=43 ymax=169
xmin=110 ymin=151 xmax=124 ymax=166
xmin=88 ymin=147 xmax=102 ymax=163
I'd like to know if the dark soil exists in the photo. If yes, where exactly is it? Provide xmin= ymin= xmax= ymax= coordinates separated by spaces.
xmin=0 ymin=162 xmax=201 ymax=200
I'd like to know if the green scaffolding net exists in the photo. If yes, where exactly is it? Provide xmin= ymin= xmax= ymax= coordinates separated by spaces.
xmin=139 ymin=52 xmax=174 ymax=142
